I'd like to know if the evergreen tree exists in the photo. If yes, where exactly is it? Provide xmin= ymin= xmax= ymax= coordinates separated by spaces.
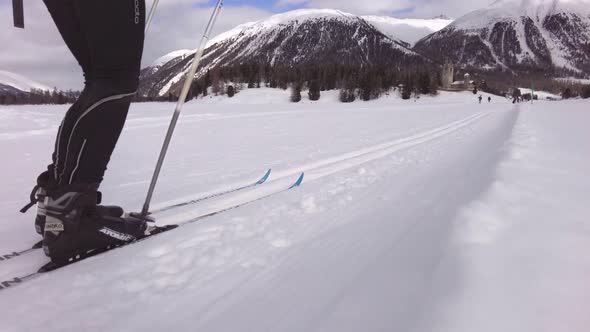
xmin=308 ymin=80 xmax=321 ymax=101
xmin=227 ymin=85 xmax=235 ymax=98
xmin=339 ymin=88 xmax=356 ymax=103
xmin=290 ymin=83 xmax=302 ymax=103
xmin=418 ymin=73 xmax=431 ymax=95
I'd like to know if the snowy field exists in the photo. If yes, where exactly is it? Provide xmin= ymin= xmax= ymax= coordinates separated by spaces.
xmin=0 ymin=90 xmax=588 ymax=331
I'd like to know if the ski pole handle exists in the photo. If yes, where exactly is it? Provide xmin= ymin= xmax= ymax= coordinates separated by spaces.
xmin=13 ymin=0 xmax=24 ymax=29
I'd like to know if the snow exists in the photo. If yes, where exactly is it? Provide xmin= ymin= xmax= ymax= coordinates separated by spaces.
xmin=0 ymin=70 xmax=51 ymax=92
xmin=518 ymin=87 xmax=561 ymax=99
xmin=255 ymin=8 xmax=356 ymax=28
xmin=454 ymin=0 xmax=590 ymax=30
xmin=0 ymin=90 xmax=588 ymax=331
xmin=422 ymin=100 xmax=590 ymax=332
xmin=206 ymin=21 xmax=258 ymax=47
xmin=150 ymin=49 xmax=192 ymax=68
xmin=363 ymin=16 xmax=452 ymax=45
xmin=207 ymin=8 xmax=357 ymax=48
xmin=555 ymin=77 xmax=590 ymax=84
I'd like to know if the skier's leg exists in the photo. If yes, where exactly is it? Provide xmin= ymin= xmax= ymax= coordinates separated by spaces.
xmin=43 ymin=0 xmax=91 ymax=81
xmin=42 ymin=0 xmax=92 ymax=180
xmin=42 ymin=0 xmax=149 ymax=261
xmin=56 ymin=0 xmax=145 ymax=186
xmin=21 ymin=0 xmax=94 ymax=235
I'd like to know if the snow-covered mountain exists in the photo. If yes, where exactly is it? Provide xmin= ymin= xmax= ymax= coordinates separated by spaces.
xmin=0 ymin=70 xmax=51 ymax=94
xmin=139 ymin=9 xmax=428 ymax=97
xmin=363 ymin=16 xmax=452 ymax=46
xmin=414 ymin=0 xmax=590 ymax=74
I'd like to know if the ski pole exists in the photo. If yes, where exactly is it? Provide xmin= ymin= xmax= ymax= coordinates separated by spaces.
xmin=145 ymin=0 xmax=160 ymax=34
xmin=136 ymin=0 xmax=224 ymax=220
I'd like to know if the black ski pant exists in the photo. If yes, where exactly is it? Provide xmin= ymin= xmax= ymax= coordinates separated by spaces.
xmin=43 ymin=0 xmax=145 ymax=187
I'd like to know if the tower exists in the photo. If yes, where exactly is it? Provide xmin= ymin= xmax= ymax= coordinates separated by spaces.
xmin=441 ymin=61 xmax=454 ymax=89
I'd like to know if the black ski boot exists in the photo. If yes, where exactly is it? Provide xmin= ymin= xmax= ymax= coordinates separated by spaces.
xmin=42 ymin=184 xmax=147 ymax=264
xmin=21 ymin=171 xmax=124 ymax=236
xmin=20 ymin=171 xmax=56 ymax=235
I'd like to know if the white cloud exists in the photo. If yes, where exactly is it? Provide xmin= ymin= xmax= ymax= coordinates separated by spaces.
xmin=276 ymin=0 xmax=310 ymax=6
xmin=273 ymin=0 xmax=499 ymax=17
xmin=0 ymin=1 xmax=271 ymax=90
xmin=305 ymin=0 xmax=414 ymax=15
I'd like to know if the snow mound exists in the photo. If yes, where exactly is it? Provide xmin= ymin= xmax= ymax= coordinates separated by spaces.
xmin=0 ymin=70 xmax=51 ymax=92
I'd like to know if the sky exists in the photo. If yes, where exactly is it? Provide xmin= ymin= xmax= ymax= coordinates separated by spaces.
xmin=0 ymin=0 xmax=501 ymax=90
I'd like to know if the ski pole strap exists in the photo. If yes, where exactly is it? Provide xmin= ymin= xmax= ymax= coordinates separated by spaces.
xmin=13 ymin=0 xmax=24 ymax=29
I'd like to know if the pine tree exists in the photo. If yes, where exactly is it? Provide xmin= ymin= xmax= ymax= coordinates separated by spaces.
xmin=290 ymin=83 xmax=302 ymax=103
xmin=308 ymin=80 xmax=321 ymax=101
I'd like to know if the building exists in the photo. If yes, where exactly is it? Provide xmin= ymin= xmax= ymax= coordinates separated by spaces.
xmin=449 ymin=73 xmax=476 ymax=91
xmin=441 ymin=62 xmax=454 ymax=89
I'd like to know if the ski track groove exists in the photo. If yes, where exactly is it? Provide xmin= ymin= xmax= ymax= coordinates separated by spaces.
xmin=193 ymin=107 xmax=518 ymax=332
xmin=0 ymin=111 xmax=490 ymax=264
xmin=142 ymin=109 xmax=497 ymax=328
xmin=155 ymin=111 xmax=490 ymax=223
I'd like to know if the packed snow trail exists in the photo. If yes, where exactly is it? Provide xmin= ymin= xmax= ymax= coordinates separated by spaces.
xmin=0 ymin=91 xmax=523 ymax=331
xmin=184 ymin=109 xmax=517 ymax=332
xmin=0 ymin=109 xmax=486 ymax=281
xmin=419 ymin=101 xmax=590 ymax=332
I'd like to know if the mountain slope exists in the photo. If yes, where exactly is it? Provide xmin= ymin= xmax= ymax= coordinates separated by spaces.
xmin=0 ymin=70 xmax=51 ymax=94
xmin=414 ymin=0 xmax=590 ymax=74
xmin=139 ymin=9 xmax=427 ymax=97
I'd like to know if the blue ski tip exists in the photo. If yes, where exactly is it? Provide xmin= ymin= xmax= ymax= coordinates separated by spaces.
xmin=256 ymin=169 xmax=272 ymax=185
xmin=289 ymin=173 xmax=305 ymax=190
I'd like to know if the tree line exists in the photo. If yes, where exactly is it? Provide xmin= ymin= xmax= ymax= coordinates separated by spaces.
xmin=0 ymin=88 xmax=79 ymax=105
xmin=139 ymin=63 xmax=441 ymax=103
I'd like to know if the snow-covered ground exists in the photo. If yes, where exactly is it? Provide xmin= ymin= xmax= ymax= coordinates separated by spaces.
xmin=0 ymin=90 xmax=588 ymax=331
xmin=518 ymin=87 xmax=561 ymax=100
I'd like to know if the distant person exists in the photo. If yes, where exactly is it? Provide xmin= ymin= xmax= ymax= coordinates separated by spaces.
xmin=478 ymin=95 xmax=483 ymax=104
xmin=488 ymin=96 xmax=491 ymax=103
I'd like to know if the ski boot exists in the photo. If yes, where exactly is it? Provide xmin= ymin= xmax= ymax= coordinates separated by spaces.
xmin=42 ymin=184 xmax=147 ymax=265
xmin=20 ymin=171 xmax=56 ymax=235
xmin=21 ymin=171 xmax=124 ymax=236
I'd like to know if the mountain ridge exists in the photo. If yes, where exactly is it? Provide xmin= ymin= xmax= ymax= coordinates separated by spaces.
xmin=139 ymin=9 xmax=435 ymax=97
xmin=414 ymin=0 xmax=590 ymax=74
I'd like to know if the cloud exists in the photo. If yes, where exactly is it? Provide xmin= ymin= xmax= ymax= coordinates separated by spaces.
xmin=276 ymin=0 xmax=309 ymax=6
xmin=274 ymin=0 xmax=499 ymax=17
xmin=0 ymin=1 xmax=271 ymax=90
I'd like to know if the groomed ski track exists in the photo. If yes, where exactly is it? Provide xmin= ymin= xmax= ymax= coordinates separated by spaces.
xmin=0 ymin=110 xmax=488 ymax=275
xmin=0 ymin=96 xmax=519 ymax=332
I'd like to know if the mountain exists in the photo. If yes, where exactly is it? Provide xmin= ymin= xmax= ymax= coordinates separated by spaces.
xmin=362 ymin=16 xmax=452 ymax=46
xmin=414 ymin=0 xmax=590 ymax=74
xmin=139 ymin=9 xmax=429 ymax=97
xmin=0 ymin=70 xmax=51 ymax=94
